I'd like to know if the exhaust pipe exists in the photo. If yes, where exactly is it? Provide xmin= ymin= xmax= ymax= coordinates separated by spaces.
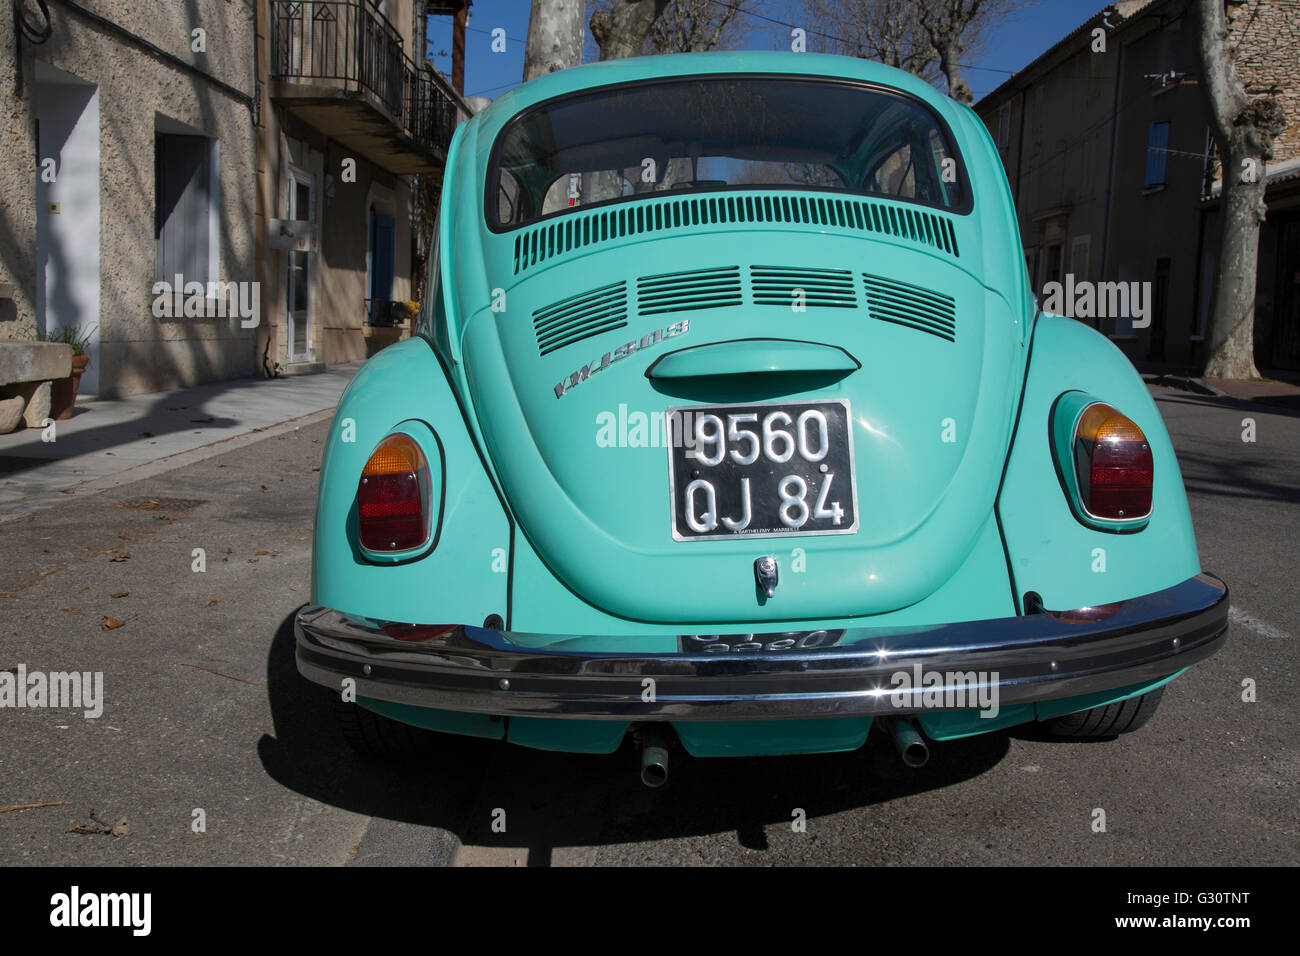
xmin=886 ymin=717 xmax=930 ymax=768
xmin=638 ymin=728 xmax=670 ymax=788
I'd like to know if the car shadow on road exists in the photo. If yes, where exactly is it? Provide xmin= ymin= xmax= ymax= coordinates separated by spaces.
xmin=256 ymin=611 xmax=491 ymax=832
xmin=257 ymin=609 xmax=1012 ymax=859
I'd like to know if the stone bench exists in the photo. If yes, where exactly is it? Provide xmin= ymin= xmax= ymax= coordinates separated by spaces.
xmin=0 ymin=341 xmax=73 ymax=434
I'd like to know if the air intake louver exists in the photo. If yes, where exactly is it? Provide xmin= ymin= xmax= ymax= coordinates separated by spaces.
xmin=752 ymin=266 xmax=857 ymax=309
xmin=862 ymin=274 xmax=956 ymax=342
xmin=533 ymin=281 xmax=628 ymax=356
xmin=636 ymin=267 xmax=742 ymax=315
xmin=512 ymin=194 xmax=960 ymax=273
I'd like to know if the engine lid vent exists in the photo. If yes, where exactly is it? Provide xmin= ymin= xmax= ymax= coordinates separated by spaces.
xmin=511 ymin=193 xmax=960 ymax=273
xmin=533 ymin=280 xmax=628 ymax=356
xmin=636 ymin=266 xmax=742 ymax=316
xmin=862 ymin=273 xmax=956 ymax=342
xmin=751 ymin=266 xmax=857 ymax=309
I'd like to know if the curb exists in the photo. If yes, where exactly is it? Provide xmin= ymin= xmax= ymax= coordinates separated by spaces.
xmin=1147 ymin=375 xmax=1228 ymax=397
xmin=0 ymin=407 xmax=336 ymax=522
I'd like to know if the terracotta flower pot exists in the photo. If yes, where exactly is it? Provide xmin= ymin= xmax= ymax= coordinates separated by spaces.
xmin=50 ymin=353 xmax=88 ymax=421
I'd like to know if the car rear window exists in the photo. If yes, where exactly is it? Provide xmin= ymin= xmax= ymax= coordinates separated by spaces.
xmin=489 ymin=75 xmax=969 ymax=230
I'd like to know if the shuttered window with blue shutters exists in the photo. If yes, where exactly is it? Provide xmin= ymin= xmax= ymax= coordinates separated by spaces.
xmin=1144 ymin=121 xmax=1170 ymax=189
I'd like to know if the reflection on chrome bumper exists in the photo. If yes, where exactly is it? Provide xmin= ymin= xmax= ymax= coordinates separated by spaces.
xmin=295 ymin=574 xmax=1228 ymax=720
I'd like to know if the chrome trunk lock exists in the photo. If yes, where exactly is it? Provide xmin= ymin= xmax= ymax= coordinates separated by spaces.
xmin=754 ymin=555 xmax=779 ymax=598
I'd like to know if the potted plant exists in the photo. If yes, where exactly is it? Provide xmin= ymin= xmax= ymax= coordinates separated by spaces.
xmin=42 ymin=323 xmax=95 ymax=420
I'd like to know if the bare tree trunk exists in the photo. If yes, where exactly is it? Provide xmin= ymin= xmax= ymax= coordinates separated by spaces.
xmin=1195 ymin=0 xmax=1285 ymax=379
xmin=915 ymin=0 xmax=987 ymax=104
xmin=590 ymin=0 xmax=670 ymax=60
xmin=524 ymin=0 xmax=585 ymax=81
xmin=933 ymin=40 xmax=972 ymax=103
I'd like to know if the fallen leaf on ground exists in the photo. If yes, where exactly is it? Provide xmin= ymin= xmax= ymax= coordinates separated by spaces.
xmin=100 ymin=616 xmax=125 ymax=631
xmin=110 ymin=592 xmax=128 ymax=599
xmin=109 ymin=552 xmax=130 ymax=562
xmin=254 ymin=550 xmax=268 ymax=556
xmin=202 ymin=599 xmax=219 ymax=607
xmin=67 ymin=809 xmax=129 ymax=836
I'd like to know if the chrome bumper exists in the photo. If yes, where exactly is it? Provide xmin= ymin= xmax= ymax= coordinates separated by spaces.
xmin=295 ymin=573 xmax=1228 ymax=720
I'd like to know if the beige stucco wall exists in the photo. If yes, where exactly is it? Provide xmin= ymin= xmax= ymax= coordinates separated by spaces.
xmin=260 ymin=114 xmax=413 ymax=368
xmin=255 ymin=0 xmax=419 ymax=372
xmin=1 ymin=0 xmax=259 ymax=397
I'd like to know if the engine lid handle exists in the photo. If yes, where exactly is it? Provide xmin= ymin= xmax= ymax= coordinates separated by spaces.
xmin=645 ymin=338 xmax=861 ymax=379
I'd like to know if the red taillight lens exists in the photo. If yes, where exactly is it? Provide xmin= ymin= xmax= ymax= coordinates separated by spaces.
xmin=358 ymin=434 xmax=430 ymax=553
xmin=1073 ymin=404 xmax=1153 ymax=521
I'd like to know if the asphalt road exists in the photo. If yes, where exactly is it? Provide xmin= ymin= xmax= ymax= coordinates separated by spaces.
xmin=1 ymin=386 xmax=1295 ymax=866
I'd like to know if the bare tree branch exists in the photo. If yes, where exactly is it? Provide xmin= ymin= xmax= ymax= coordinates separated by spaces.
xmin=590 ymin=0 xmax=672 ymax=60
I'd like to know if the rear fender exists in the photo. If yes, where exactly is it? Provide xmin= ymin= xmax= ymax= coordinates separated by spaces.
xmin=997 ymin=314 xmax=1199 ymax=612
xmin=311 ymin=338 xmax=513 ymax=627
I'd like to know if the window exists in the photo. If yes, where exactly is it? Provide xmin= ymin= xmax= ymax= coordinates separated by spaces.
xmin=1040 ymin=242 xmax=1063 ymax=293
xmin=1144 ymin=121 xmax=1170 ymax=189
xmin=155 ymin=132 xmax=214 ymax=284
xmin=997 ymin=102 xmax=1011 ymax=150
xmin=1070 ymin=235 xmax=1091 ymax=283
xmin=1111 ymin=262 xmax=1141 ymax=339
xmin=490 ymin=76 xmax=969 ymax=230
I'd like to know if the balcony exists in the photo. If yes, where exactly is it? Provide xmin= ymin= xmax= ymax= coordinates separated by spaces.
xmin=269 ymin=0 xmax=464 ymax=173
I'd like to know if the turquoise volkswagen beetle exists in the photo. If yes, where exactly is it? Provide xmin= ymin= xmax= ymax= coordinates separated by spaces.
xmin=296 ymin=52 xmax=1227 ymax=784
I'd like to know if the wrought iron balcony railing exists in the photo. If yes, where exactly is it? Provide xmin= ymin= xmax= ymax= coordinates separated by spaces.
xmin=270 ymin=0 xmax=459 ymax=160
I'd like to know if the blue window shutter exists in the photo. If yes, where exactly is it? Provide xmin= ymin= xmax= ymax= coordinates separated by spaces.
xmin=1144 ymin=121 xmax=1170 ymax=188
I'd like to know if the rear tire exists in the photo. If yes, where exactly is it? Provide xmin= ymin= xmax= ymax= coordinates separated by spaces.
xmin=332 ymin=697 xmax=433 ymax=757
xmin=1039 ymin=687 xmax=1165 ymax=738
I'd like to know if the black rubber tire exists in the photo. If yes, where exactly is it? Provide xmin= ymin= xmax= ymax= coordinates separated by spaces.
xmin=1039 ymin=687 xmax=1165 ymax=738
xmin=332 ymin=697 xmax=433 ymax=757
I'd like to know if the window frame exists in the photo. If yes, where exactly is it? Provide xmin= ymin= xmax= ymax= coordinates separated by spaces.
xmin=484 ymin=73 xmax=975 ymax=234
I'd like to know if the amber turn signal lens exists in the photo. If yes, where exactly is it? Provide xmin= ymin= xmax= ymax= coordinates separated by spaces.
xmin=358 ymin=434 xmax=429 ymax=552
xmin=1073 ymin=404 xmax=1153 ymax=521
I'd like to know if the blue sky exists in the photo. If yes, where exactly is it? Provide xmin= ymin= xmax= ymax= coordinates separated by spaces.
xmin=425 ymin=0 xmax=1104 ymax=102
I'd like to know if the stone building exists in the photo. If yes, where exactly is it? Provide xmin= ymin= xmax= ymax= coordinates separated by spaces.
xmin=256 ymin=0 xmax=471 ymax=373
xmin=975 ymin=0 xmax=1300 ymax=372
xmin=0 ymin=0 xmax=471 ymax=399
xmin=1 ymin=0 xmax=260 ymax=397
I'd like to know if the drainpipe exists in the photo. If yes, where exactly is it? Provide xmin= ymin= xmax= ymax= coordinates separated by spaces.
xmin=1098 ymin=18 xmax=1127 ymax=329
xmin=1014 ymin=86 xmax=1026 ymax=207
